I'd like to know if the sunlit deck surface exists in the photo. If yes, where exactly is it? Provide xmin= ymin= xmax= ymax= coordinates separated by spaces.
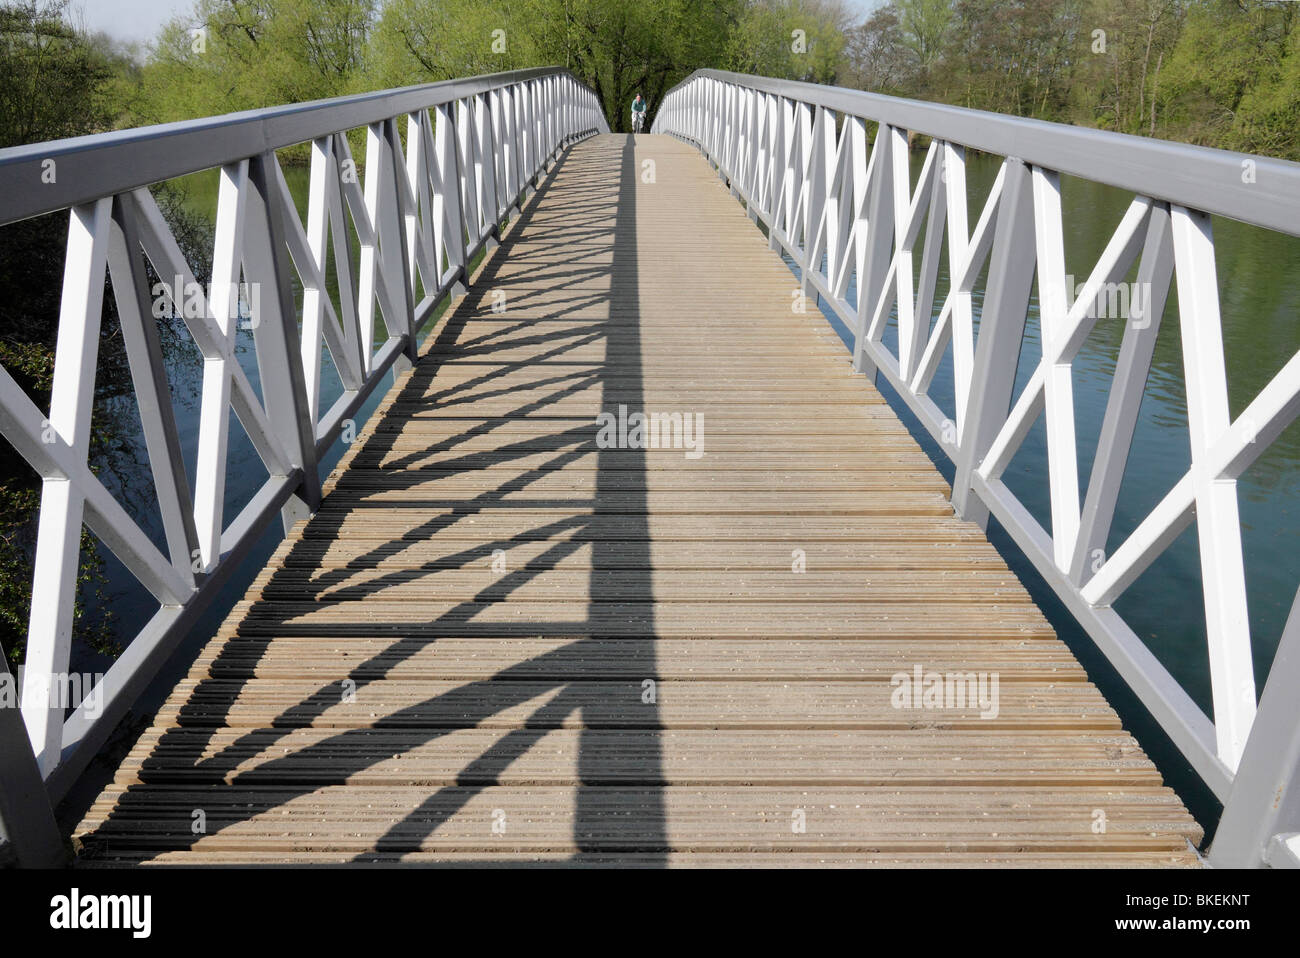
xmin=75 ymin=134 xmax=1203 ymax=866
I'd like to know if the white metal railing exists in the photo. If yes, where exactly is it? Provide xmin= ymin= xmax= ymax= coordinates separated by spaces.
xmin=0 ymin=67 xmax=606 ymax=865
xmin=655 ymin=69 xmax=1300 ymax=868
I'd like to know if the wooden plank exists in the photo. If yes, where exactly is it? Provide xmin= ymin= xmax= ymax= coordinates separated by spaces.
xmin=246 ymin=568 xmax=1034 ymax=602
xmin=151 ymin=679 xmax=1116 ymax=731
xmin=77 ymin=785 xmax=1195 ymax=860
xmin=202 ymin=637 xmax=1087 ymax=679
xmin=221 ymin=601 xmax=1054 ymax=639
xmin=266 ymin=539 xmax=1014 ymax=573
xmin=73 ymin=133 xmax=1202 ymax=867
xmin=78 ymin=850 xmax=1200 ymax=867
xmin=108 ymin=729 xmax=1160 ymax=787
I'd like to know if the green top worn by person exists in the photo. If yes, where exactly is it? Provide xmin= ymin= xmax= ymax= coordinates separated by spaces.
xmin=631 ymin=93 xmax=646 ymax=132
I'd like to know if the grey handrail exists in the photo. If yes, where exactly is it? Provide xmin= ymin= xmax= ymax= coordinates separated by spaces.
xmin=658 ymin=69 xmax=1300 ymax=237
xmin=0 ymin=67 xmax=585 ymax=226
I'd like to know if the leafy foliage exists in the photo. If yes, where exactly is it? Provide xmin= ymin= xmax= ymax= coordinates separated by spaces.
xmin=846 ymin=0 xmax=1300 ymax=159
xmin=133 ymin=0 xmax=376 ymax=124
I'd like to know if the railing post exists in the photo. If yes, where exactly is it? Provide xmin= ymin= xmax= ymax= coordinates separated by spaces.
xmin=890 ymin=125 xmax=918 ymax=379
xmin=521 ymin=81 xmax=537 ymax=198
xmin=1211 ymin=584 xmax=1300 ymax=867
xmin=244 ymin=151 xmax=322 ymax=528
xmin=435 ymin=101 xmax=469 ymax=296
xmin=560 ymin=77 xmax=570 ymax=145
xmin=546 ymin=76 xmax=555 ymax=157
xmin=696 ymin=81 xmax=704 ymax=145
xmin=851 ymin=125 xmax=893 ymax=379
xmin=20 ymin=198 xmax=110 ymax=775
xmin=539 ymin=78 xmax=550 ymax=159
xmin=548 ymin=78 xmax=560 ymax=148
xmin=767 ymin=96 xmax=787 ymax=252
xmin=327 ymin=133 xmax=366 ymax=381
xmin=0 ymin=656 xmax=65 ymax=867
xmin=475 ymin=93 xmax=500 ymax=249
xmin=951 ymin=157 xmax=1037 ymax=528
xmin=800 ymin=105 xmax=827 ymax=296
xmin=735 ymin=87 xmax=749 ymax=198
xmin=942 ymin=142 xmax=975 ymax=436
xmin=499 ymin=85 xmax=518 ymax=210
xmin=381 ymin=117 xmax=419 ymax=365
xmin=402 ymin=114 xmax=434 ymax=311
xmin=1171 ymin=205 xmax=1257 ymax=768
xmin=531 ymin=80 xmax=543 ymax=175
xmin=705 ymin=79 xmax=716 ymax=163
xmin=456 ymin=98 xmax=482 ymax=249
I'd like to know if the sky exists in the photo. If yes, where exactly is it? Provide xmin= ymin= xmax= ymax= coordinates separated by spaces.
xmin=74 ymin=0 xmax=886 ymax=47
xmin=72 ymin=0 xmax=194 ymax=45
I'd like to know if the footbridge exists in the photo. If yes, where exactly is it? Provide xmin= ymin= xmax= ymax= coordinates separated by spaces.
xmin=0 ymin=67 xmax=1297 ymax=867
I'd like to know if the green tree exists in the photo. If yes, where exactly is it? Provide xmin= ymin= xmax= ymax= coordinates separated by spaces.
xmin=361 ymin=0 xmax=742 ymax=132
xmin=844 ymin=5 xmax=914 ymax=93
xmin=1070 ymin=0 xmax=1185 ymax=135
xmin=896 ymin=0 xmax=953 ymax=72
xmin=723 ymin=0 xmax=851 ymax=85
xmin=1159 ymin=0 xmax=1299 ymax=157
xmin=522 ymin=0 xmax=736 ymax=132
xmin=134 ymin=0 xmax=376 ymax=124
xmin=947 ymin=0 xmax=1084 ymax=117
xmin=362 ymin=0 xmax=531 ymax=88
xmin=0 ymin=0 xmax=117 ymax=141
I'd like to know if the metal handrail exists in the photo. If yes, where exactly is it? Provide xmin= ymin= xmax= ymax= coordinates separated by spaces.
xmin=656 ymin=69 xmax=1300 ymax=238
xmin=654 ymin=69 xmax=1300 ymax=868
xmin=0 ymin=67 xmax=586 ymax=226
xmin=0 ymin=67 xmax=608 ymax=865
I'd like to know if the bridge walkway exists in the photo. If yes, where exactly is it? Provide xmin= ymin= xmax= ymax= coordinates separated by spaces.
xmin=74 ymin=133 xmax=1202 ymax=866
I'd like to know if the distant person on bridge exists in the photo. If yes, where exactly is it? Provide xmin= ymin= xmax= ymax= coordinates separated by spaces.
xmin=631 ymin=93 xmax=646 ymax=133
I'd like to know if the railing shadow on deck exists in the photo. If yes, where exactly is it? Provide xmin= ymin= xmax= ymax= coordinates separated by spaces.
xmin=77 ymin=135 xmax=672 ymax=865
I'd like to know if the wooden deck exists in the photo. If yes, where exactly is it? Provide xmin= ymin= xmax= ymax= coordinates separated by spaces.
xmin=75 ymin=133 xmax=1203 ymax=866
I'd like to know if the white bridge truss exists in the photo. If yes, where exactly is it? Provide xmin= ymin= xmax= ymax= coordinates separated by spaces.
xmin=0 ymin=68 xmax=607 ymax=866
xmin=655 ymin=69 xmax=1300 ymax=868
